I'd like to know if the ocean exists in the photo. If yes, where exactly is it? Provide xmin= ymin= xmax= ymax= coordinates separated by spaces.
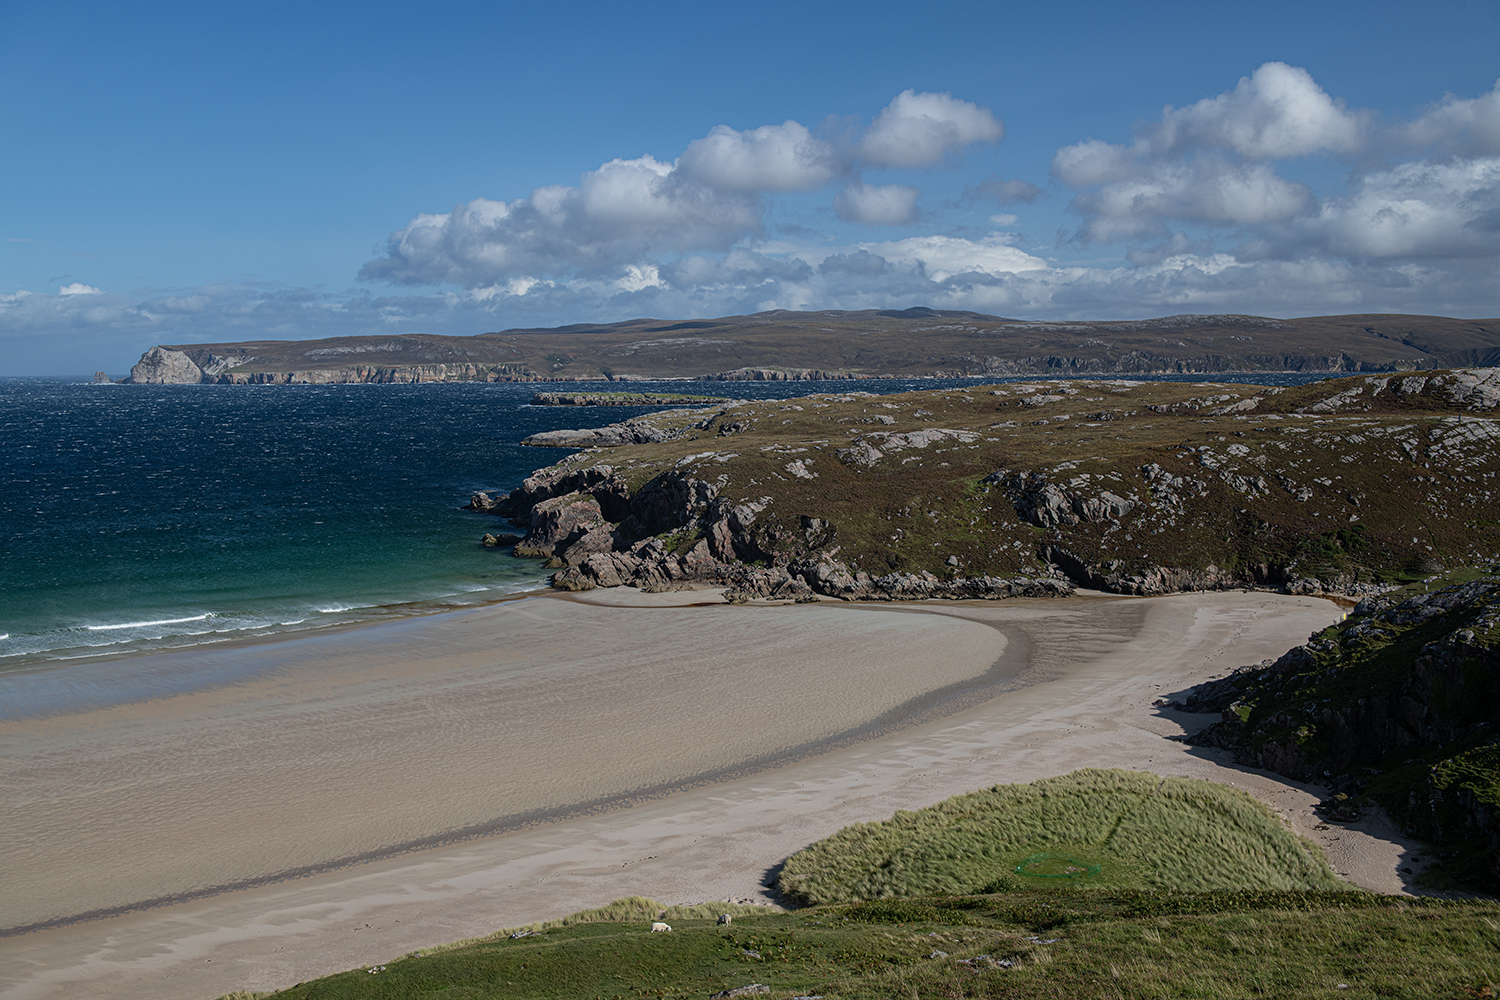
xmin=0 ymin=371 xmax=1341 ymax=669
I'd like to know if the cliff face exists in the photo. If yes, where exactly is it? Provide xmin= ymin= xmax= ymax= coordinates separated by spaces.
xmin=128 ymin=346 xmax=204 ymax=384
xmin=213 ymin=362 xmax=537 ymax=384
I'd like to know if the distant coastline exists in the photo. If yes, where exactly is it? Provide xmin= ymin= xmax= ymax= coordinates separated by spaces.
xmin=112 ymin=308 xmax=1500 ymax=384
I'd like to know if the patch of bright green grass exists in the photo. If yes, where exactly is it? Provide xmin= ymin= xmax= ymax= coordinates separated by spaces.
xmin=776 ymin=770 xmax=1342 ymax=905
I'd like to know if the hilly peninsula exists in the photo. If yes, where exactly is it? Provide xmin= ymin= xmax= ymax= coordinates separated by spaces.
xmin=122 ymin=308 xmax=1500 ymax=383
xmin=471 ymin=368 xmax=1500 ymax=602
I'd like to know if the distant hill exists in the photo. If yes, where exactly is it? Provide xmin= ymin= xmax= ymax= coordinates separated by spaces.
xmin=123 ymin=308 xmax=1500 ymax=383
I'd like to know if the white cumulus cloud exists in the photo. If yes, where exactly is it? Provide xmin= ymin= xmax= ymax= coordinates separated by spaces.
xmin=1053 ymin=62 xmax=1500 ymax=265
xmin=361 ymin=156 xmax=762 ymax=286
xmin=1396 ymin=79 xmax=1500 ymax=156
xmin=1142 ymin=62 xmax=1369 ymax=160
xmin=851 ymin=234 xmax=1047 ymax=280
xmin=1276 ymin=156 xmax=1500 ymax=259
xmin=834 ymin=182 xmax=921 ymax=225
xmin=860 ymin=90 xmax=1004 ymax=168
xmin=676 ymin=121 xmax=838 ymax=192
xmin=1070 ymin=159 xmax=1313 ymax=241
xmin=361 ymin=90 xmax=1006 ymax=290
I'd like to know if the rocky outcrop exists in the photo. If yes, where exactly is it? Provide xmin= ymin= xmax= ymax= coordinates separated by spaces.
xmin=127 ymin=347 xmax=203 ymax=384
xmin=473 ymin=460 xmax=1075 ymax=603
xmin=1288 ymin=368 xmax=1500 ymax=413
xmin=697 ymin=368 xmax=867 ymax=381
xmin=986 ymin=469 xmax=1134 ymax=529
xmin=530 ymin=391 xmax=730 ymax=406
xmin=832 ymin=428 xmax=981 ymax=468
xmin=1180 ymin=576 xmax=1500 ymax=888
xmin=521 ymin=420 xmax=687 ymax=448
xmin=473 ymin=368 xmax=1500 ymax=609
xmin=1192 ymin=579 xmax=1500 ymax=776
xmin=512 ymin=493 xmax=613 ymax=562
xmin=520 ymin=408 xmax=731 ymax=448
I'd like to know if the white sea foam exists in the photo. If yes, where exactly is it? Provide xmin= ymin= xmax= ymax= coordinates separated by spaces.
xmin=86 ymin=614 xmax=211 ymax=631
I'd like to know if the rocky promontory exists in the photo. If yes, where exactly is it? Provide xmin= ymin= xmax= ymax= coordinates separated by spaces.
xmin=473 ymin=369 xmax=1500 ymax=605
xmin=530 ymin=391 xmax=731 ymax=406
xmin=468 ymin=459 xmax=1072 ymax=603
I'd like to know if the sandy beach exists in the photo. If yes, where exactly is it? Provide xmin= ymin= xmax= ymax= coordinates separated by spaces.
xmin=0 ymin=587 xmax=1420 ymax=1000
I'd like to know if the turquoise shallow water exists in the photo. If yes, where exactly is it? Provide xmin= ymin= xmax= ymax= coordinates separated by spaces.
xmin=0 ymin=372 xmax=1338 ymax=668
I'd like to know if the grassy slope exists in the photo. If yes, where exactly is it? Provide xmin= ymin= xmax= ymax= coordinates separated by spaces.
xmin=167 ymin=311 xmax=1500 ymax=380
xmin=229 ymin=894 xmax=1500 ymax=1000
xmin=227 ymin=769 xmax=1495 ymax=999
xmin=509 ymin=373 xmax=1500 ymax=590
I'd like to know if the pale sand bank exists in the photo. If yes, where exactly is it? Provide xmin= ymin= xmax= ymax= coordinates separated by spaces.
xmin=0 ymin=590 xmax=1420 ymax=1000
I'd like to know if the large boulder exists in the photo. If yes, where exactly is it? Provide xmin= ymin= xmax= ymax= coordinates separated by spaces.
xmin=513 ymin=492 xmax=608 ymax=559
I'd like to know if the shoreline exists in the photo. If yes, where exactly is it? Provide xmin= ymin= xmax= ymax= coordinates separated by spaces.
xmin=0 ymin=592 xmax=1032 ymax=938
xmin=0 ymin=579 xmax=558 ymax=678
xmin=0 ymin=590 xmax=1014 ymax=932
xmin=0 ymin=588 xmax=1415 ymax=1000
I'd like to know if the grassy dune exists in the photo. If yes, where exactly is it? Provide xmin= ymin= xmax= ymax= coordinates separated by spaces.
xmin=776 ymin=770 xmax=1342 ymax=904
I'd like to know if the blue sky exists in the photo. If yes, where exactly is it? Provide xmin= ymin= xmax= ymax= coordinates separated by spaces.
xmin=3 ymin=0 xmax=1498 ymax=374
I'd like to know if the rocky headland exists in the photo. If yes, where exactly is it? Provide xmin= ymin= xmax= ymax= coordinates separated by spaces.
xmin=470 ymin=368 xmax=1500 ymax=605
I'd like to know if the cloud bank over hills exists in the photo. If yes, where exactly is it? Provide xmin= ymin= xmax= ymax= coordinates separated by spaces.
xmin=5 ymin=66 xmax=1499 ymax=366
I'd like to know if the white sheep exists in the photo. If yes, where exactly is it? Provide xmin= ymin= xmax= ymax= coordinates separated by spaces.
xmin=717 ymin=914 xmax=732 ymax=926
xmin=651 ymin=921 xmax=671 ymax=933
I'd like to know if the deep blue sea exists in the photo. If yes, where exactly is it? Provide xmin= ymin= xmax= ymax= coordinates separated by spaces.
xmin=0 ymin=371 xmax=1342 ymax=668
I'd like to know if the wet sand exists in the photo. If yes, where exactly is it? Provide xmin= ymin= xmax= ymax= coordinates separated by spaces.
xmin=1 ymin=588 xmax=1411 ymax=1000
